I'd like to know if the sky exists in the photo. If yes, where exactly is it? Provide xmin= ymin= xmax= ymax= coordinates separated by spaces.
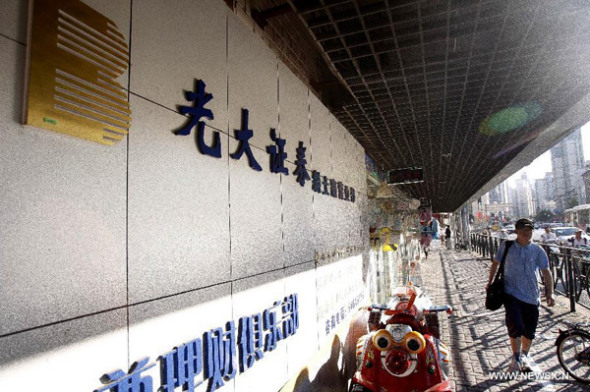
xmin=507 ymin=122 xmax=590 ymax=186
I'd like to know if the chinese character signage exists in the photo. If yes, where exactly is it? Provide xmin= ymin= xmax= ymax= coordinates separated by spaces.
xmin=24 ymin=0 xmax=131 ymax=145
xmin=93 ymin=294 xmax=299 ymax=392
xmin=387 ymin=167 xmax=424 ymax=185
xmin=174 ymin=79 xmax=356 ymax=203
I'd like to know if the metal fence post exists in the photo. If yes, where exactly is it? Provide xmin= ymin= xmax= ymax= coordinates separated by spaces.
xmin=566 ymin=249 xmax=576 ymax=313
xmin=490 ymin=237 xmax=497 ymax=262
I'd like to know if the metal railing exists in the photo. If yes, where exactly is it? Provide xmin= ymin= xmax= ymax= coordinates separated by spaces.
xmin=469 ymin=234 xmax=590 ymax=312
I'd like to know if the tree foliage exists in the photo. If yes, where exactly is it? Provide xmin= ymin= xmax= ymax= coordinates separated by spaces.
xmin=567 ymin=197 xmax=579 ymax=209
xmin=535 ymin=209 xmax=555 ymax=222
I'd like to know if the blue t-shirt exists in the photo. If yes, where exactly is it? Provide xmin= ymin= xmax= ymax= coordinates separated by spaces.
xmin=495 ymin=241 xmax=549 ymax=305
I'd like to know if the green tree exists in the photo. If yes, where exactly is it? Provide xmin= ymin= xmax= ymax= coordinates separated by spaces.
xmin=567 ymin=197 xmax=579 ymax=209
xmin=535 ymin=209 xmax=554 ymax=222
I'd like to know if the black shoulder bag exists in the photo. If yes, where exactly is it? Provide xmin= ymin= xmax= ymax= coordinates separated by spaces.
xmin=485 ymin=240 xmax=514 ymax=311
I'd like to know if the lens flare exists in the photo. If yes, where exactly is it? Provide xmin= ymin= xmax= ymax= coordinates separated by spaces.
xmin=478 ymin=102 xmax=542 ymax=136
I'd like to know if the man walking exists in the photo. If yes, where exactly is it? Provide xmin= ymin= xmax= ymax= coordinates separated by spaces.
xmin=540 ymin=226 xmax=557 ymax=243
xmin=445 ymin=225 xmax=452 ymax=249
xmin=567 ymin=228 xmax=587 ymax=248
xmin=486 ymin=218 xmax=555 ymax=372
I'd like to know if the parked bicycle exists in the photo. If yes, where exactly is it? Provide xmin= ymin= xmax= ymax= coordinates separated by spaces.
xmin=555 ymin=321 xmax=590 ymax=384
xmin=454 ymin=238 xmax=469 ymax=252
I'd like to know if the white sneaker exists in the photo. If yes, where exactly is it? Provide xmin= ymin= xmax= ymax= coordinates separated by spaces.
xmin=520 ymin=354 xmax=538 ymax=373
xmin=507 ymin=357 xmax=522 ymax=373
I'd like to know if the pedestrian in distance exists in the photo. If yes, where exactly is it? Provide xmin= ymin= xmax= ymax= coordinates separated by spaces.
xmin=486 ymin=218 xmax=555 ymax=373
xmin=420 ymin=226 xmax=431 ymax=259
xmin=567 ymin=228 xmax=587 ymax=248
xmin=540 ymin=227 xmax=556 ymax=244
xmin=445 ymin=225 xmax=452 ymax=249
xmin=497 ymin=228 xmax=509 ymax=241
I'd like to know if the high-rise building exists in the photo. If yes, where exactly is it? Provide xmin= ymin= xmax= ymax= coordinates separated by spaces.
xmin=551 ymin=128 xmax=586 ymax=211
xmin=582 ymin=164 xmax=590 ymax=204
xmin=489 ymin=182 xmax=509 ymax=204
xmin=512 ymin=173 xmax=535 ymax=218
xmin=534 ymin=172 xmax=554 ymax=211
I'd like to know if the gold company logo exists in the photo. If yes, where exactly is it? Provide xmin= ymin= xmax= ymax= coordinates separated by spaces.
xmin=24 ymin=0 xmax=131 ymax=145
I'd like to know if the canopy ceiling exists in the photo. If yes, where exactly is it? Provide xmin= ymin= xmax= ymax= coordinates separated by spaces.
xmin=242 ymin=0 xmax=590 ymax=211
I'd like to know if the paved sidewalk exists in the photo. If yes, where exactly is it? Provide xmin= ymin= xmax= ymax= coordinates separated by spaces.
xmin=422 ymin=241 xmax=590 ymax=391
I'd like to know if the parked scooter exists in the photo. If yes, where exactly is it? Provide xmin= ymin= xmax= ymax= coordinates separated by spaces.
xmin=349 ymin=285 xmax=453 ymax=392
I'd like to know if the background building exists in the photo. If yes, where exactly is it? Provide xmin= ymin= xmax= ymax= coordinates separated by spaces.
xmin=582 ymin=164 xmax=590 ymax=205
xmin=511 ymin=173 xmax=536 ymax=218
xmin=534 ymin=172 xmax=555 ymax=212
xmin=551 ymin=128 xmax=586 ymax=211
xmin=488 ymin=182 xmax=510 ymax=205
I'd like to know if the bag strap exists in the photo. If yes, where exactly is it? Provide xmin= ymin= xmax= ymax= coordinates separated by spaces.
xmin=495 ymin=240 xmax=513 ymax=282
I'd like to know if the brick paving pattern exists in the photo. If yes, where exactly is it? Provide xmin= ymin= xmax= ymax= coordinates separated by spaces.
xmin=422 ymin=241 xmax=590 ymax=391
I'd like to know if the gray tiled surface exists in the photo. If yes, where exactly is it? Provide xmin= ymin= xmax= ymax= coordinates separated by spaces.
xmin=282 ymin=161 xmax=315 ymax=267
xmin=227 ymin=13 xmax=278 ymax=151
xmin=1 ymin=9 xmax=368 ymax=392
xmin=127 ymin=95 xmax=231 ymax=303
xmin=228 ymin=137 xmax=283 ymax=280
xmin=0 ymin=35 xmax=128 ymax=335
xmin=309 ymin=94 xmax=332 ymax=174
xmin=130 ymin=0 xmax=228 ymax=132
xmin=278 ymin=62 xmax=310 ymax=162
xmin=0 ymin=308 xmax=128 ymax=391
xmin=0 ymin=0 xmax=27 ymax=43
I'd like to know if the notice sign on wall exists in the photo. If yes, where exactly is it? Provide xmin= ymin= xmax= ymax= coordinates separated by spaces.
xmin=24 ymin=0 xmax=131 ymax=145
xmin=387 ymin=167 xmax=424 ymax=185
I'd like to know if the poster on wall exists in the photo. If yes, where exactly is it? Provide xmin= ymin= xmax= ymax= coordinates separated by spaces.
xmin=23 ymin=0 xmax=131 ymax=145
xmin=316 ymin=256 xmax=365 ymax=345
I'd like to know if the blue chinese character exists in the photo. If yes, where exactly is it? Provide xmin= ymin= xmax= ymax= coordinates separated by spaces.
xmin=158 ymin=338 xmax=203 ymax=392
xmin=322 ymin=176 xmax=329 ymax=195
xmin=238 ymin=313 xmax=264 ymax=372
xmin=350 ymin=187 xmax=356 ymax=202
xmin=337 ymin=182 xmax=344 ymax=199
xmin=263 ymin=301 xmax=284 ymax=351
xmin=281 ymin=294 xmax=299 ymax=338
xmin=175 ymin=80 xmax=221 ymax=158
xmin=205 ymin=322 xmax=237 ymax=392
xmin=330 ymin=179 xmax=337 ymax=197
xmin=325 ymin=320 xmax=331 ymax=335
xmin=94 ymin=357 xmax=155 ymax=392
xmin=312 ymin=171 xmax=321 ymax=193
xmin=293 ymin=142 xmax=310 ymax=187
xmin=344 ymin=185 xmax=350 ymax=200
xmin=230 ymin=109 xmax=262 ymax=171
xmin=266 ymin=129 xmax=288 ymax=175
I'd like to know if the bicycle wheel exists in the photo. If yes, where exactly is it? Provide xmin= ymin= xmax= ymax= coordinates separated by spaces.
xmin=454 ymin=243 xmax=462 ymax=252
xmin=557 ymin=330 xmax=590 ymax=384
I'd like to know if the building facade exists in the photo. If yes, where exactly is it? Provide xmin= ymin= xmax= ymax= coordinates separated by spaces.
xmin=0 ymin=2 xmax=368 ymax=392
xmin=534 ymin=172 xmax=555 ymax=212
xmin=551 ymin=128 xmax=586 ymax=211
xmin=511 ymin=173 xmax=536 ymax=218
xmin=488 ymin=182 xmax=510 ymax=205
